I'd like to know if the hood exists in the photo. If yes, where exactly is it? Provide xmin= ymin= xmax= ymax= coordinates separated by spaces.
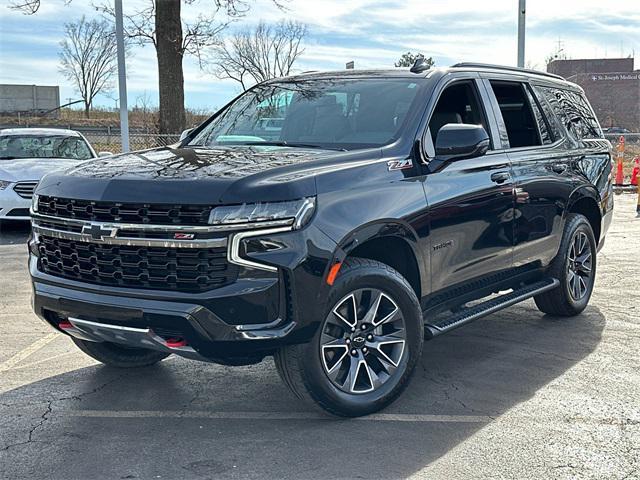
xmin=0 ymin=158 xmax=85 ymax=182
xmin=36 ymin=145 xmax=370 ymax=205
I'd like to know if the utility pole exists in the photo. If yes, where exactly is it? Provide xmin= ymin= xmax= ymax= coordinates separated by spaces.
xmin=114 ymin=0 xmax=130 ymax=152
xmin=517 ymin=0 xmax=526 ymax=68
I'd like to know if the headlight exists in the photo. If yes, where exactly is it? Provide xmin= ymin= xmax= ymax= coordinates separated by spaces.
xmin=31 ymin=193 xmax=39 ymax=213
xmin=208 ymin=197 xmax=315 ymax=230
xmin=0 ymin=180 xmax=11 ymax=191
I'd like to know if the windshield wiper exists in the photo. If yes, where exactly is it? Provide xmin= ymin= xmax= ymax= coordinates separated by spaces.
xmin=240 ymin=141 xmax=347 ymax=151
xmin=0 ymin=156 xmax=18 ymax=160
xmin=190 ymin=141 xmax=346 ymax=152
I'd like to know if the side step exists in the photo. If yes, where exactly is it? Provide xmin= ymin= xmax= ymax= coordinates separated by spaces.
xmin=424 ymin=278 xmax=560 ymax=337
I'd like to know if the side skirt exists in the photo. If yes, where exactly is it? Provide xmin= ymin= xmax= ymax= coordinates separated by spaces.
xmin=424 ymin=278 xmax=560 ymax=338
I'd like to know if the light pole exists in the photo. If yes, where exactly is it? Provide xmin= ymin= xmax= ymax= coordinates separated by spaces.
xmin=517 ymin=0 xmax=526 ymax=68
xmin=114 ymin=0 xmax=130 ymax=152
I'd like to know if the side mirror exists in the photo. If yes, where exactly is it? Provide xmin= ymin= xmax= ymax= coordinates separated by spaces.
xmin=179 ymin=128 xmax=193 ymax=142
xmin=435 ymin=124 xmax=490 ymax=162
xmin=98 ymin=151 xmax=113 ymax=157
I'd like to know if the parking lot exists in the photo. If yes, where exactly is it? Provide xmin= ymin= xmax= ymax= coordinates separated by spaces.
xmin=0 ymin=194 xmax=638 ymax=480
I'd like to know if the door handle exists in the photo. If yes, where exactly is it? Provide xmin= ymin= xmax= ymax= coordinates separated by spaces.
xmin=552 ymin=163 xmax=567 ymax=174
xmin=490 ymin=171 xmax=510 ymax=184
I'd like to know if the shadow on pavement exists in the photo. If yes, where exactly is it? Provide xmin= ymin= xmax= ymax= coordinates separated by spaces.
xmin=0 ymin=304 xmax=605 ymax=479
xmin=0 ymin=220 xmax=30 ymax=246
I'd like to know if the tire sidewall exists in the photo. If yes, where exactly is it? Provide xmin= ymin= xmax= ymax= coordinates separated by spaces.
xmin=558 ymin=217 xmax=597 ymax=312
xmin=298 ymin=262 xmax=423 ymax=416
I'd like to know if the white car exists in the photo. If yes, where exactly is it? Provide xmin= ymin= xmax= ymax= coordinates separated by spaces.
xmin=0 ymin=128 xmax=108 ymax=224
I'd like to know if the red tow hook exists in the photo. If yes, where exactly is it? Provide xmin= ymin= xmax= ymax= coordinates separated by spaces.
xmin=165 ymin=338 xmax=187 ymax=348
xmin=58 ymin=320 xmax=74 ymax=330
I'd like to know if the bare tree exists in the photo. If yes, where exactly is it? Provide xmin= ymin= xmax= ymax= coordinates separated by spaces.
xmin=212 ymin=20 xmax=307 ymax=91
xmin=59 ymin=16 xmax=119 ymax=118
xmin=9 ymin=0 xmax=284 ymax=135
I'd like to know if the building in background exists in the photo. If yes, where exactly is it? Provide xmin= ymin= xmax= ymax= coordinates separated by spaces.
xmin=0 ymin=84 xmax=61 ymax=118
xmin=547 ymin=58 xmax=639 ymax=131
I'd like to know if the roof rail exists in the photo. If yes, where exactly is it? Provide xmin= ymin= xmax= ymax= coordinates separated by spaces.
xmin=451 ymin=62 xmax=565 ymax=80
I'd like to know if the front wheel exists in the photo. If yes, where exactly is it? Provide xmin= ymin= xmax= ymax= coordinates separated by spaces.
xmin=275 ymin=258 xmax=423 ymax=417
xmin=534 ymin=213 xmax=597 ymax=316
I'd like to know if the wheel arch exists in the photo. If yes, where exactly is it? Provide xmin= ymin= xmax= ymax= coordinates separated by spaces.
xmin=566 ymin=186 xmax=602 ymax=245
xmin=329 ymin=220 xmax=426 ymax=300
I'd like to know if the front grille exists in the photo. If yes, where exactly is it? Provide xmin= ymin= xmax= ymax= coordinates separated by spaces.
xmin=38 ymin=235 xmax=237 ymax=292
xmin=14 ymin=181 xmax=38 ymax=199
xmin=37 ymin=196 xmax=213 ymax=225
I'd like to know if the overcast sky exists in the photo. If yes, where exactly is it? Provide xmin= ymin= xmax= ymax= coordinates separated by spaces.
xmin=1 ymin=0 xmax=638 ymax=112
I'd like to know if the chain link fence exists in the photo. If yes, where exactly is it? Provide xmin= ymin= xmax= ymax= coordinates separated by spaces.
xmin=85 ymin=133 xmax=181 ymax=154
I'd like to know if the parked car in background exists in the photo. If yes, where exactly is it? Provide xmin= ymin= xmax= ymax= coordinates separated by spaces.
xmin=0 ymin=128 xmax=107 ymax=225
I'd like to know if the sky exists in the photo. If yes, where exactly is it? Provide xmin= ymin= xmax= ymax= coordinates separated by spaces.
xmin=0 ymin=0 xmax=639 ymax=112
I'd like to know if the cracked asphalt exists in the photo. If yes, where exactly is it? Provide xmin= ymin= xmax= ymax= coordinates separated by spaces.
xmin=1 ymin=194 xmax=639 ymax=480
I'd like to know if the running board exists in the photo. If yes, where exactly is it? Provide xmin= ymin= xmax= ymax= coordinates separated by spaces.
xmin=424 ymin=278 xmax=560 ymax=337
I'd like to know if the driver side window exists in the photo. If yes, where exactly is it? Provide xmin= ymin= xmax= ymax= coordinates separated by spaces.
xmin=428 ymin=81 xmax=490 ymax=147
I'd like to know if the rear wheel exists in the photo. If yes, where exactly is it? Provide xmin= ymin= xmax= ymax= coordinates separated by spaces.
xmin=72 ymin=338 xmax=170 ymax=368
xmin=534 ymin=213 xmax=597 ymax=316
xmin=275 ymin=258 xmax=423 ymax=417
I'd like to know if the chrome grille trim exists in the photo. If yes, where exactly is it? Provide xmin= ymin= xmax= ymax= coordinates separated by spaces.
xmin=32 ymin=225 xmax=228 ymax=249
xmin=13 ymin=181 xmax=38 ymax=199
xmin=30 ymin=212 xmax=294 ymax=233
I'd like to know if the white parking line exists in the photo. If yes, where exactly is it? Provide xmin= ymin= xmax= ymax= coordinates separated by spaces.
xmin=62 ymin=409 xmax=492 ymax=423
xmin=0 ymin=333 xmax=59 ymax=373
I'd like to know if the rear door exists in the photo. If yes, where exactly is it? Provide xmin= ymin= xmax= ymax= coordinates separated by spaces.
xmin=422 ymin=75 xmax=515 ymax=293
xmin=481 ymin=77 xmax=573 ymax=267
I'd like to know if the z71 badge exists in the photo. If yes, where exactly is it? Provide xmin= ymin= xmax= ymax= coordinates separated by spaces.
xmin=387 ymin=158 xmax=413 ymax=171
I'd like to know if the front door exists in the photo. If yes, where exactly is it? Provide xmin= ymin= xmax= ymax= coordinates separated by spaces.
xmin=423 ymin=79 xmax=515 ymax=293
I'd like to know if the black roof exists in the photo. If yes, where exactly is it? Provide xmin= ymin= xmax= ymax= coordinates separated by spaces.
xmin=277 ymin=63 xmax=575 ymax=88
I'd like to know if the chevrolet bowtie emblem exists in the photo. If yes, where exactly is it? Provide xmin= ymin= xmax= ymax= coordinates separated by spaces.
xmin=81 ymin=223 xmax=118 ymax=240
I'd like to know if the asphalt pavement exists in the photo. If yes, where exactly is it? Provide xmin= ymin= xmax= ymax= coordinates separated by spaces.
xmin=0 ymin=195 xmax=638 ymax=480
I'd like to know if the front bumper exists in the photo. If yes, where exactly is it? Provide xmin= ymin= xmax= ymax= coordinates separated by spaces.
xmin=0 ymin=185 xmax=31 ymax=220
xmin=29 ymin=223 xmax=337 ymax=364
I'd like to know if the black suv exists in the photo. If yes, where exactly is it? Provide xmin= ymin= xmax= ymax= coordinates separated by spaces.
xmin=29 ymin=62 xmax=613 ymax=417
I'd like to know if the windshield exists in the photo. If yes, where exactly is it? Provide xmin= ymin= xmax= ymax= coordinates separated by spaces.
xmin=190 ymin=78 xmax=423 ymax=151
xmin=0 ymin=135 xmax=93 ymax=160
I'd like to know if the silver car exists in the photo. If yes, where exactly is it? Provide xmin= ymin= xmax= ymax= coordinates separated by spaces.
xmin=0 ymin=128 xmax=105 ymax=224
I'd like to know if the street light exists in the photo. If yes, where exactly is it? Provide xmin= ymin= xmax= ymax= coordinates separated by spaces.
xmin=517 ymin=0 xmax=526 ymax=68
xmin=114 ymin=0 xmax=129 ymax=152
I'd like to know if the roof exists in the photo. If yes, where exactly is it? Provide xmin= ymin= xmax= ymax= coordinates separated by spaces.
xmin=0 ymin=127 xmax=82 ymax=137
xmin=275 ymin=63 xmax=577 ymax=89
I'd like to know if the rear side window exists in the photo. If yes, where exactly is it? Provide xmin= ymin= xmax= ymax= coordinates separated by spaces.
xmin=538 ymin=87 xmax=603 ymax=140
xmin=489 ymin=81 xmax=542 ymax=148
xmin=523 ymin=85 xmax=553 ymax=144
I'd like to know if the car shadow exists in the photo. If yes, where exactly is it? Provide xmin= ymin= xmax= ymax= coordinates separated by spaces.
xmin=0 ymin=220 xmax=30 ymax=245
xmin=0 ymin=303 xmax=605 ymax=479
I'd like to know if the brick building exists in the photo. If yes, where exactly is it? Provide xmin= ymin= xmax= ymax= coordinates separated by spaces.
xmin=547 ymin=58 xmax=639 ymax=131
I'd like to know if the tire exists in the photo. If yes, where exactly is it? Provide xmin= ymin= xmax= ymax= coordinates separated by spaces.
xmin=534 ymin=213 xmax=597 ymax=316
xmin=71 ymin=338 xmax=170 ymax=368
xmin=275 ymin=257 xmax=424 ymax=417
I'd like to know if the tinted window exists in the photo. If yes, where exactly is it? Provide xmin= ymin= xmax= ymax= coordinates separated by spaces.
xmin=428 ymin=81 xmax=489 ymax=146
xmin=524 ymin=85 xmax=553 ymax=144
xmin=489 ymin=81 xmax=541 ymax=148
xmin=190 ymin=78 xmax=421 ymax=151
xmin=538 ymin=87 xmax=602 ymax=140
xmin=0 ymin=135 xmax=93 ymax=160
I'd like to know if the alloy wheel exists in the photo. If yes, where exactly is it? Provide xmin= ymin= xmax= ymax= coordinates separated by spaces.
xmin=320 ymin=288 xmax=407 ymax=394
xmin=567 ymin=231 xmax=593 ymax=300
